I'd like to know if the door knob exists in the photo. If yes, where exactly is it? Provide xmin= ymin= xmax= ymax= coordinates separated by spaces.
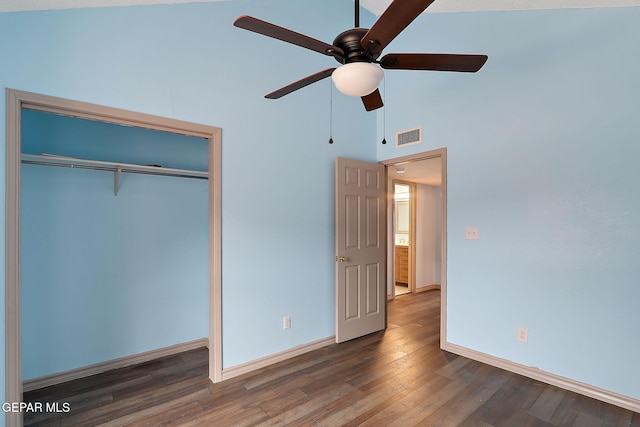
xmin=336 ymin=255 xmax=348 ymax=262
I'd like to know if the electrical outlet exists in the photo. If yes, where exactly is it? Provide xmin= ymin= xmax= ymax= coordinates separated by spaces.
xmin=465 ymin=227 xmax=479 ymax=240
xmin=517 ymin=327 xmax=528 ymax=343
xmin=283 ymin=316 xmax=291 ymax=330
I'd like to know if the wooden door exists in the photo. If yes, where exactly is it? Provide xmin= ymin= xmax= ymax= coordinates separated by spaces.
xmin=335 ymin=157 xmax=386 ymax=343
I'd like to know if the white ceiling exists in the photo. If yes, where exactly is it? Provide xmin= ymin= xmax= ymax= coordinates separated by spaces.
xmin=1 ymin=0 xmax=638 ymax=13
xmin=363 ymin=0 xmax=640 ymax=15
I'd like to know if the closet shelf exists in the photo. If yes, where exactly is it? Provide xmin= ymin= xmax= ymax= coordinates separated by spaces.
xmin=21 ymin=153 xmax=208 ymax=196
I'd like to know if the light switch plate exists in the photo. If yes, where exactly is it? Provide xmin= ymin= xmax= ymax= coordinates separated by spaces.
xmin=465 ymin=227 xmax=479 ymax=240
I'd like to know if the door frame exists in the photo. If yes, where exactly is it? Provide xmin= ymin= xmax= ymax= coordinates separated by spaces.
xmin=5 ymin=89 xmax=223 ymax=427
xmin=381 ymin=148 xmax=447 ymax=348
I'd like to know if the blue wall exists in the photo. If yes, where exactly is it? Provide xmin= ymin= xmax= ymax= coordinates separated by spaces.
xmin=377 ymin=8 xmax=640 ymax=399
xmin=20 ymin=110 xmax=210 ymax=380
xmin=0 ymin=0 xmax=378 ymax=413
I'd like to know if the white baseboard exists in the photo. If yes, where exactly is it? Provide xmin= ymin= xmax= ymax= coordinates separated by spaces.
xmin=444 ymin=342 xmax=640 ymax=413
xmin=221 ymin=336 xmax=335 ymax=381
xmin=23 ymin=338 xmax=208 ymax=393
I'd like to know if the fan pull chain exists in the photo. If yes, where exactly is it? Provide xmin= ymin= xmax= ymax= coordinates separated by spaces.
xmin=381 ymin=78 xmax=387 ymax=144
xmin=329 ymin=81 xmax=334 ymax=144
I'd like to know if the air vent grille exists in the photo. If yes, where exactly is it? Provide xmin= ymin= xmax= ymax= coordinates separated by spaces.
xmin=396 ymin=126 xmax=422 ymax=148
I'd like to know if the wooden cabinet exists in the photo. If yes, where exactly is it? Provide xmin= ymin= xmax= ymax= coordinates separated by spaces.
xmin=395 ymin=246 xmax=409 ymax=284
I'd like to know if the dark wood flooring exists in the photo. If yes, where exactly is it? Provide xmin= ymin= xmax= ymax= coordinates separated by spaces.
xmin=24 ymin=290 xmax=640 ymax=426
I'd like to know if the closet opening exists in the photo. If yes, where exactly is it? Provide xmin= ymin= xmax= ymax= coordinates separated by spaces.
xmin=5 ymin=89 xmax=222 ymax=427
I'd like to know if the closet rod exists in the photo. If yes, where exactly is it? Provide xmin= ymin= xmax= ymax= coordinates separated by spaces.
xmin=21 ymin=154 xmax=208 ymax=180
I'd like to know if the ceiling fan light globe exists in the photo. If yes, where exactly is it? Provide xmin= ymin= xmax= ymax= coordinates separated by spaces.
xmin=331 ymin=62 xmax=384 ymax=97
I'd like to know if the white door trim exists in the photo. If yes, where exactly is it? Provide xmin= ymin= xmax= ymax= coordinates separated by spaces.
xmin=4 ymin=89 xmax=223 ymax=427
xmin=381 ymin=148 xmax=447 ymax=348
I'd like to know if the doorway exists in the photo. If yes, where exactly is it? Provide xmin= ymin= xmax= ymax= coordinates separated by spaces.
xmin=393 ymin=181 xmax=415 ymax=296
xmin=5 ymin=89 xmax=223 ymax=427
xmin=382 ymin=148 xmax=447 ymax=347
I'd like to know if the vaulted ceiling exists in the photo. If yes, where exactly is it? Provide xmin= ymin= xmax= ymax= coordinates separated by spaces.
xmin=1 ymin=0 xmax=638 ymax=13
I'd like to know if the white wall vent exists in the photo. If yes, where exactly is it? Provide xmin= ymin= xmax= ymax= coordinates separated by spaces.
xmin=395 ymin=126 xmax=423 ymax=148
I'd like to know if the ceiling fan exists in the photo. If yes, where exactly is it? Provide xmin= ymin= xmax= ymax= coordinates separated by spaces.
xmin=233 ymin=0 xmax=488 ymax=111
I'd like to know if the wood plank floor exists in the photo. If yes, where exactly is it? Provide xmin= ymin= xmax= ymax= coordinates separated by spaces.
xmin=24 ymin=290 xmax=640 ymax=426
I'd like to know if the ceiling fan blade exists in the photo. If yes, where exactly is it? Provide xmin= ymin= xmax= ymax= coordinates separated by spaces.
xmin=361 ymin=89 xmax=384 ymax=111
xmin=234 ymin=15 xmax=344 ymax=58
xmin=380 ymin=53 xmax=488 ymax=72
xmin=361 ymin=0 xmax=436 ymax=55
xmin=265 ymin=68 xmax=336 ymax=99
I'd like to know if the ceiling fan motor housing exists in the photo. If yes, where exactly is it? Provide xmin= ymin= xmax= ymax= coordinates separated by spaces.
xmin=333 ymin=28 xmax=379 ymax=64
